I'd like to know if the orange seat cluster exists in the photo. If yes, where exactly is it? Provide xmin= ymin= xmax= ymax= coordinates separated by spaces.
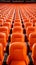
xmin=0 ymin=3 xmax=36 ymax=65
xmin=7 ymin=10 xmax=29 ymax=65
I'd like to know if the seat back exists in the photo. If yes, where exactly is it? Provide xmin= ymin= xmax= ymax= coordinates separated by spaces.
xmin=3 ymin=22 xmax=11 ymax=29
xmin=11 ymin=33 xmax=24 ymax=43
xmin=14 ymin=19 xmax=21 ymax=23
xmin=24 ymin=22 xmax=33 ymax=29
xmin=0 ymin=26 xmax=9 ymax=40
xmin=26 ymin=26 xmax=36 ymax=37
xmin=3 ymin=22 xmax=11 ymax=33
xmin=12 ymin=26 xmax=23 ymax=33
xmin=13 ymin=22 xmax=22 ymax=27
xmin=29 ymin=33 xmax=36 ymax=50
xmin=24 ymin=18 xmax=30 ymax=23
xmin=0 ymin=33 xmax=6 ymax=50
xmin=9 ymin=42 xmax=27 ymax=60
xmin=6 ymin=19 xmax=12 ymax=24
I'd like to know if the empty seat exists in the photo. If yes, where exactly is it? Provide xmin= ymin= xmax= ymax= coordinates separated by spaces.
xmin=13 ymin=22 xmax=22 ymax=27
xmin=0 ymin=26 xmax=9 ymax=40
xmin=26 ymin=26 xmax=36 ymax=39
xmin=29 ymin=33 xmax=36 ymax=50
xmin=32 ymin=43 xmax=36 ymax=65
xmin=12 ymin=26 xmax=23 ymax=33
xmin=0 ymin=33 xmax=6 ymax=51
xmin=14 ymin=19 xmax=21 ymax=23
xmin=24 ymin=22 xmax=33 ymax=29
xmin=3 ymin=22 xmax=11 ymax=33
xmin=6 ymin=19 xmax=12 ymax=24
xmin=7 ymin=42 xmax=29 ymax=65
xmin=11 ymin=33 xmax=24 ymax=43
xmin=23 ymin=18 xmax=30 ymax=23
xmin=3 ymin=22 xmax=11 ymax=29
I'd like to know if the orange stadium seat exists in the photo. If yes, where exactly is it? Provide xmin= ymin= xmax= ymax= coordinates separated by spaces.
xmin=13 ymin=22 xmax=22 ymax=27
xmin=0 ymin=33 xmax=6 ymax=51
xmin=12 ymin=26 xmax=23 ymax=33
xmin=14 ymin=19 xmax=21 ymax=23
xmin=0 ymin=26 xmax=9 ymax=41
xmin=23 ymin=18 xmax=30 ymax=23
xmin=24 ymin=22 xmax=33 ymax=29
xmin=11 ymin=33 xmax=24 ymax=43
xmin=3 ymin=22 xmax=11 ymax=34
xmin=6 ymin=42 xmax=29 ymax=65
xmin=29 ymin=33 xmax=36 ymax=50
xmin=26 ymin=26 xmax=36 ymax=39
xmin=6 ymin=19 xmax=12 ymax=24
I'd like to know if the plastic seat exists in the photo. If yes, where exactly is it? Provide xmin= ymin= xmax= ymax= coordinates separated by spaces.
xmin=29 ymin=33 xmax=36 ymax=50
xmin=6 ymin=19 xmax=12 ymax=24
xmin=26 ymin=26 xmax=36 ymax=39
xmin=24 ymin=22 xmax=33 ymax=29
xmin=0 ymin=44 xmax=4 ymax=65
xmin=14 ymin=19 xmax=21 ymax=23
xmin=0 ymin=26 xmax=9 ymax=40
xmin=0 ymin=33 xmax=6 ymax=51
xmin=3 ymin=22 xmax=11 ymax=29
xmin=12 ymin=26 xmax=23 ymax=33
xmin=3 ymin=22 xmax=11 ymax=34
xmin=32 ymin=43 xmax=36 ymax=65
xmin=23 ymin=18 xmax=30 ymax=23
xmin=13 ymin=22 xmax=22 ymax=27
xmin=11 ymin=33 xmax=24 ymax=43
xmin=7 ymin=42 xmax=29 ymax=65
